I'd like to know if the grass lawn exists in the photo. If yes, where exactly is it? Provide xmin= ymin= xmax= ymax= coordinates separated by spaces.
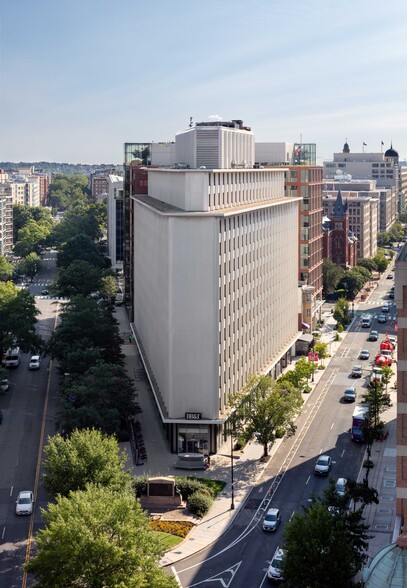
xmin=151 ymin=530 xmax=184 ymax=550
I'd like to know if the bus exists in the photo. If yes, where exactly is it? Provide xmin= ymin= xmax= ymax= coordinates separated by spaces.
xmin=3 ymin=347 xmax=21 ymax=368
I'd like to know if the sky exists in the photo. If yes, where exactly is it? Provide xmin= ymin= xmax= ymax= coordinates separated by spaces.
xmin=1 ymin=0 xmax=407 ymax=165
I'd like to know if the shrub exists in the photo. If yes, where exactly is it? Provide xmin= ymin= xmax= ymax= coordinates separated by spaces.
xmin=337 ymin=323 xmax=344 ymax=333
xmin=363 ymin=459 xmax=374 ymax=469
xmin=234 ymin=436 xmax=247 ymax=451
xmin=188 ymin=491 xmax=213 ymax=517
xmin=175 ymin=477 xmax=212 ymax=501
xmin=275 ymin=428 xmax=285 ymax=438
xmin=132 ymin=474 xmax=149 ymax=497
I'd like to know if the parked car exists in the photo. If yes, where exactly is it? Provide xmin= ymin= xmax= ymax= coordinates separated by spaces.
xmin=381 ymin=304 xmax=389 ymax=313
xmin=351 ymin=365 xmax=363 ymax=378
xmin=1 ymin=379 xmax=9 ymax=392
xmin=359 ymin=349 xmax=370 ymax=360
xmin=388 ymin=336 xmax=397 ymax=349
xmin=387 ymin=273 xmax=394 ymax=279
xmin=335 ymin=477 xmax=348 ymax=496
xmin=378 ymin=314 xmax=387 ymax=323
xmin=15 ymin=490 xmax=34 ymax=515
xmin=263 ymin=507 xmax=281 ymax=532
xmin=29 ymin=355 xmax=41 ymax=370
xmin=314 ymin=454 xmax=332 ymax=475
xmin=368 ymin=330 xmax=379 ymax=341
xmin=267 ymin=547 xmax=285 ymax=582
xmin=41 ymin=289 xmax=49 ymax=295
xmin=344 ymin=387 xmax=357 ymax=402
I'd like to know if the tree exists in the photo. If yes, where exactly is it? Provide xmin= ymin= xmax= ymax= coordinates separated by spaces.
xmin=100 ymin=274 xmax=118 ymax=303
xmin=26 ymin=485 xmax=177 ymax=588
xmin=0 ymin=256 xmax=13 ymax=281
xmin=13 ymin=204 xmax=53 ymax=242
xmin=46 ymin=296 xmax=124 ymax=372
xmin=14 ymin=218 xmax=52 ymax=256
xmin=314 ymin=341 xmax=329 ymax=367
xmin=52 ymin=260 xmax=102 ymax=296
xmin=42 ymin=428 xmax=131 ymax=498
xmin=19 ymin=252 xmax=42 ymax=281
xmin=357 ymin=258 xmax=377 ymax=274
xmin=228 ymin=374 xmax=303 ymax=458
xmin=51 ymin=202 xmax=106 ymax=246
xmin=380 ymin=365 xmax=394 ymax=392
xmin=47 ymin=173 xmax=91 ymax=210
xmin=58 ymin=362 xmax=140 ymax=438
xmin=56 ymin=233 xmax=105 ymax=269
xmin=283 ymin=501 xmax=369 ymax=587
xmin=338 ymin=267 xmax=367 ymax=299
xmin=372 ymin=252 xmax=388 ymax=273
xmin=361 ymin=382 xmax=392 ymax=431
xmin=322 ymin=259 xmax=345 ymax=296
xmin=279 ymin=356 xmax=316 ymax=390
xmin=333 ymin=297 xmax=350 ymax=326
xmin=0 ymin=281 xmax=42 ymax=359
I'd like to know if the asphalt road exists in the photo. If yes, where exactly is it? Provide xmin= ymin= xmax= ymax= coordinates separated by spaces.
xmin=0 ymin=252 xmax=61 ymax=588
xmin=171 ymin=270 xmax=397 ymax=588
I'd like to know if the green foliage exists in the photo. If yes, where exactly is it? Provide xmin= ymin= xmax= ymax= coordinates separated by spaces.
xmin=58 ymin=361 xmax=140 ymax=438
xmin=279 ymin=356 xmax=316 ymax=390
xmin=133 ymin=474 xmax=149 ymax=497
xmin=46 ymin=295 xmax=124 ymax=373
xmin=100 ymin=274 xmax=118 ymax=301
xmin=18 ymin=251 xmax=41 ymax=280
xmin=361 ymin=383 xmax=392 ymax=430
xmin=52 ymin=259 xmax=102 ymax=296
xmin=51 ymin=202 xmax=106 ymax=246
xmin=229 ymin=374 xmax=303 ymax=458
xmin=380 ymin=365 xmax=394 ymax=390
xmin=337 ymin=323 xmax=344 ymax=333
xmin=13 ymin=204 xmax=53 ymax=242
xmin=0 ymin=281 xmax=43 ymax=358
xmin=174 ymin=477 xmax=212 ymax=501
xmin=372 ymin=252 xmax=388 ymax=273
xmin=314 ymin=341 xmax=329 ymax=366
xmin=56 ymin=233 xmax=105 ymax=269
xmin=26 ymin=485 xmax=177 ymax=588
xmin=14 ymin=218 xmax=52 ymax=257
xmin=333 ymin=297 xmax=350 ymax=327
xmin=357 ymin=258 xmax=377 ymax=273
xmin=0 ymin=256 xmax=13 ymax=281
xmin=187 ymin=491 xmax=213 ymax=517
xmin=42 ymin=428 xmax=131 ymax=498
xmin=47 ymin=173 xmax=91 ymax=210
xmin=283 ymin=501 xmax=369 ymax=587
xmin=322 ymin=259 xmax=345 ymax=296
xmin=338 ymin=267 xmax=368 ymax=299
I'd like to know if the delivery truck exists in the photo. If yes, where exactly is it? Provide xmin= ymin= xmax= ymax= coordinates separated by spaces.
xmin=351 ymin=405 xmax=369 ymax=442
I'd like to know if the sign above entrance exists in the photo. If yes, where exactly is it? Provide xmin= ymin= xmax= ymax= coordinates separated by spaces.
xmin=185 ymin=412 xmax=202 ymax=420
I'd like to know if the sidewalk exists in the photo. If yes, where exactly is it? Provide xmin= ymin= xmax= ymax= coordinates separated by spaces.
xmin=113 ymin=304 xmax=398 ymax=568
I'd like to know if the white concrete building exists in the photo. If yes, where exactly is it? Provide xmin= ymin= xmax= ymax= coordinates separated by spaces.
xmin=0 ymin=184 xmax=13 ymax=255
xmin=255 ymin=142 xmax=294 ymax=165
xmin=131 ymin=121 xmax=301 ymax=454
xmin=106 ymin=175 xmax=124 ymax=271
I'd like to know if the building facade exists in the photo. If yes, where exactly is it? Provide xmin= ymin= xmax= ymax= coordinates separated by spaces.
xmin=322 ymin=190 xmax=357 ymax=268
xmin=106 ymin=175 xmax=124 ymax=271
xmin=129 ymin=122 xmax=301 ymax=454
xmin=0 ymin=184 xmax=13 ymax=255
xmin=323 ymin=191 xmax=378 ymax=260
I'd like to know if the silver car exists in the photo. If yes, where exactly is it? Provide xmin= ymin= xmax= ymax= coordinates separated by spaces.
xmin=314 ymin=455 xmax=332 ymax=475
xmin=15 ymin=491 xmax=34 ymax=515
xmin=262 ymin=507 xmax=281 ymax=532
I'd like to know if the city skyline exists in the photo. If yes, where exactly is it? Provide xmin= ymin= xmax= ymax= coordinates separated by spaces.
xmin=1 ymin=0 xmax=407 ymax=165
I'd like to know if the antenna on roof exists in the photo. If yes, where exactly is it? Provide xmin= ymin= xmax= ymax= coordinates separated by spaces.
xmin=189 ymin=116 xmax=194 ymax=128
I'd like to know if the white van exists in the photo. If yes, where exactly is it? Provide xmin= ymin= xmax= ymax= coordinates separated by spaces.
xmin=3 ymin=347 xmax=21 ymax=368
xmin=361 ymin=315 xmax=372 ymax=328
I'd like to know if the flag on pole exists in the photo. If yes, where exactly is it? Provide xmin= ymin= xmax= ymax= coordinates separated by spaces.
xmin=363 ymin=142 xmax=367 ymax=146
xmin=381 ymin=141 xmax=384 ymax=146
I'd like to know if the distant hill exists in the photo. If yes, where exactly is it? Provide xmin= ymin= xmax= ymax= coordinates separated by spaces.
xmin=0 ymin=161 xmax=121 ymax=175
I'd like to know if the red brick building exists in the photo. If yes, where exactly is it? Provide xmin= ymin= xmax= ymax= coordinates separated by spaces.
xmin=322 ymin=190 xmax=357 ymax=269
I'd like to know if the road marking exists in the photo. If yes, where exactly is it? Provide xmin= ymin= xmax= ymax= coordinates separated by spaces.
xmin=10 ymin=486 xmax=13 ymax=497
xmin=305 ymin=475 xmax=311 ymax=485
xmin=1 ymin=527 xmax=5 ymax=540
xmin=330 ymin=422 xmax=334 ymax=430
xmin=171 ymin=566 xmax=182 ymax=587
xmin=290 ymin=510 xmax=295 ymax=521
xmin=341 ymin=449 xmax=345 ymax=457
xmin=188 ymin=562 xmax=242 ymax=587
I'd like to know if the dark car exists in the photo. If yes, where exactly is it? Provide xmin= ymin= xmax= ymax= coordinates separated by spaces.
xmin=41 ymin=289 xmax=49 ymax=295
xmin=344 ymin=387 xmax=357 ymax=402
xmin=369 ymin=330 xmax=379 ymax=341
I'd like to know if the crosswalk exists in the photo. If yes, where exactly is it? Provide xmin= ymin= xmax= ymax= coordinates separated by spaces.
xmin=35 ymin=295 xmax=70 ymax=301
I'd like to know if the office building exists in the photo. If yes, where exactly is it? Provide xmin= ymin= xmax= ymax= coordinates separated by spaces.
xmin=129 ymin=121 xmax=301 ymax=453
xmin=0 ymin=184 xmax=13 ymax=255
xmin=106 ymin=174 xmax=124 ymax=271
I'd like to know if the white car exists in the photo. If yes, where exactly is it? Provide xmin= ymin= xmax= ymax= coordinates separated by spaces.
xmin=29 ymin=355 xmax=41 ymax=370
xmin=15 ymin=490 xmax=34 ymax=515
xmin=262 ymin=507 xmax=281 ymax=532
xmin=1 ymin=379 xmax=9 ymax=392
xmin=314 ymin=454 xmax=332 ymax=475
xmin=267 ymin=546 xmax=285 ymax=581
xmin=335 ymin=478 xmax=348 ymax=497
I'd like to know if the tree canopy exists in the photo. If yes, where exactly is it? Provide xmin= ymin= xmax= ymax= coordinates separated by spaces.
xmin=47 ymin=173 xmax=91 ymax=210
xmin=26 ymin=485 xmax=177 ymax=588
xmin=42 ymin=428 xmax=131 ymax=498
xmin=56 ymin=233 xmax=105 ymax=269
xmin=283 ymin=500 xmax=370 ymax=587
xmin=228 ymin=374 xmax=303 ymax=458
xmin=18 ymin=251 xmax=42 ymax=281
xmin=51 ymin=259 xmax=102 ymax=296
xmin=0 ymin=281 xmax=42 ymax=358
xmin=46 ymin=295 xmax=123 ymax=372
xmin=51 ymin=202 xmax=106 ymax=246
xmin=13 ymin=204 xmax=53 ymax=242
xmin=0 ymin=256 xmax=13 ymax=281
xmin=58 ymin=362 xmax=140 ymax=438
xmin=322 ymin=259 xmax=345 ymax=296
xmin=14 ymin=218 xmax=52 ymax=257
